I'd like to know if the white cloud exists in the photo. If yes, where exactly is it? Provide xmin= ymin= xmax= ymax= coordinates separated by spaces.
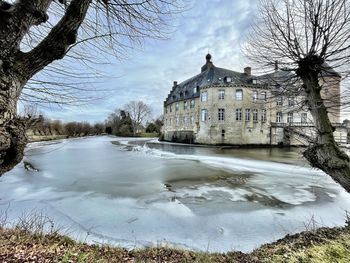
xmin=37 ymin=0 xmax=258 ymax=123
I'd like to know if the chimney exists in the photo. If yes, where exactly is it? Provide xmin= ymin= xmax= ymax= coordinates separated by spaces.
xmin=244 ymin=67 xmax=251 ymax=76
xmin=173 ymin=81 xmax=178 ymax=87
xmin=274 ymin=61 xmax=279 ymax=71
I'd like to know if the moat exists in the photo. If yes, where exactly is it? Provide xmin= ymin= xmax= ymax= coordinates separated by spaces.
xmin=1 ymin=136 xmax=350 ymax=252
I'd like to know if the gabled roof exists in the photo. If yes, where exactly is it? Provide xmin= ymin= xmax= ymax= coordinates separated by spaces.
xmin=164 ymin=55 xmax=341 ymax=106
xmin=164 ymin=55 xmax=257 ymax=105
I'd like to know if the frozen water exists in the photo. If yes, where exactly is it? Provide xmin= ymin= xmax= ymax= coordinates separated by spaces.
xmin=0 ymin=136 xmax=350 ymax=252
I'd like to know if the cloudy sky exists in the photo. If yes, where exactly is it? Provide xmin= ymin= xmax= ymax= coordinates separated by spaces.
xmin=27 ymin=0 xmax=258 ymax=123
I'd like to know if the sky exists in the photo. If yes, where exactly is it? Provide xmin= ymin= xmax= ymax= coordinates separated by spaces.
xmin=24 ymin=0 xmax=258 ymax=124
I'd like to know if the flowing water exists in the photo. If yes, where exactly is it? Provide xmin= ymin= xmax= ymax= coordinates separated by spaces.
xmin=1 ymin=136 xmax=350 ymax=252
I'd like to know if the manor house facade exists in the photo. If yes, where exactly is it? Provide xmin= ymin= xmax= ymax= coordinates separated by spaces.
xmin=163 ymin=54 xmax=347 ymax=146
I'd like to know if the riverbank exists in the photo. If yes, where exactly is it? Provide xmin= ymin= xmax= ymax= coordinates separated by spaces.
xmin=1 ymin=225 xmax=349 ymax=262
xmin=27 ymin=134 xmax=69 ymax=143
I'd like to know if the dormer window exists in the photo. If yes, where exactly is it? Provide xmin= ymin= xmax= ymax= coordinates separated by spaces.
xmin=193 ymin=86 xmax=198 ymax=93
xmin=252 ymin=79 xmax=257 ymax=84
xmin=226 ymin=77 xmax=232 ymax=83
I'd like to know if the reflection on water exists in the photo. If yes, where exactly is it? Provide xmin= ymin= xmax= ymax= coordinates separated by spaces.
xmin=0 ymin=136 xmax=350 ymax=252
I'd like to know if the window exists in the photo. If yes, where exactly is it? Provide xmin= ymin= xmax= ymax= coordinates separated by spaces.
xmin=276 ymin=112 xmax=283 ymax=123
xmin=276 ymin=96 xmax=283 ymax=106
xmin=236 ymin=108 xmax=242 ymax=121
xmin=184 ymin=101 xmax=188 ymax=110
xmin=245 ymin=109 xmax=251 ymax=121
xmin=218 ymin=108 xmax=225 ymax=121
xmin=190 ymin=99 xmax=195 ymax=108
xmin=193 ymin=86 xmax=199 ymax=94
xmin=201 ymin=109 xmax=208 ymax=122
xmin=221 ymin=129 xmax=225 ymax=138
xmin=169 ymin=118 xmax=172 ymax=125
xmin=288 ymin=98 xmax=294 ymax=106
xmin=191 ymin=116 xmax=194 ymax=124
xmin=175 ymin=103 xmax=179 ymax=111
xmin=218 ymin=90 xmax=225 ymax=100
xmin=236 ymin=89 xmax=243 ymax=101
xmin=201 ymin=91 xmax=208 ymax=102
xmin=169 ymin=105 xmax=172 ymax=113
xmin=261 ymin=109 xmax=267 ymax=122
xmin=301 ymin=113 xmax=307 ymax=123
xmin=253 ymin=109 xmax=258 ymax=122
xmin=253 ymin=91 xmax=258 ymax=101
xmin=226 ymin=77 xmax=232 ymax=83
xmin=287 ymin=112 xmax=293 ymax=123
xmin=252 ymin=79 xmax=257 ymax=84
xmin=165 ymin=107 xmax=168 ymax=114
xmin=260 ymin=92 xmax=266 ymax=101
xmin=176 ymin=117 xmax=179 ymax=125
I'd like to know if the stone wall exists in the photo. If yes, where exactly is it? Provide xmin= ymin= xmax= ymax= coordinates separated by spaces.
xmin=163 ymin=130 xmax=195 ymax=144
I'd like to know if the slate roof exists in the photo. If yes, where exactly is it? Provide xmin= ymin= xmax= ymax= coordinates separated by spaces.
xmin=164 ymin=55 xmax=341 ymax=106
xmin=164 ymin=59 xmax=258 ymax=105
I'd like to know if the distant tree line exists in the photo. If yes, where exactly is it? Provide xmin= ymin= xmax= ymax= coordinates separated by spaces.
xmin=28 ymin=115 xmax=105 ymax=137
xmin=105 ymin=101 xmax=163 ymax=137
xmin=21 ymin=100 xmax=163 ymax=139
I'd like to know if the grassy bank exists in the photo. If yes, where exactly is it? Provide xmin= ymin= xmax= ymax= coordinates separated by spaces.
xmin=27 ymin=134 xmax=69 ymax=143
xmin=1 ymin=225 xmax=350 ymax=262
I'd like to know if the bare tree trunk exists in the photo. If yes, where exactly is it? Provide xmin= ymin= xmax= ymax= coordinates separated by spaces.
xmin=0 ymin=0 xmax=90 ymax=175
xmin=0 ymin=74 xmax=27 ymax=174
xmin=298 ymin=57 xmax=350 ymax=192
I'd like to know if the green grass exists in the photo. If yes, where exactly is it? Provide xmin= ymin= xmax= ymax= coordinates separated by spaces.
xmin=138 ymin=132 xmax=160 ymax=138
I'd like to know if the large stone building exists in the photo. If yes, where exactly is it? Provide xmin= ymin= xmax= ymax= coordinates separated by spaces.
xmin=163 ymin=54 xmax=347 ymax=146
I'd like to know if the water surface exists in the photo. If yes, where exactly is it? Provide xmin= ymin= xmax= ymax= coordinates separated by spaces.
xmin=0 ymin=136 xmax=349 ymax=252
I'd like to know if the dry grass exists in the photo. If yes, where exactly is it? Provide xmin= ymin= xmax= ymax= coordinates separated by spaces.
xmin=0 ymin=212 xmax=350 ymax=262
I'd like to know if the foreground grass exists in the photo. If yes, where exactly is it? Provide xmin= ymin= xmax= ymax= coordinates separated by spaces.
xmin=1 ymin=226 xmax=350 ymax=262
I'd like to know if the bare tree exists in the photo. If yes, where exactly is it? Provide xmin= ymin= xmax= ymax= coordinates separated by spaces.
xmin=245 ymin=0 xmax=350 ymax=191
xmin=0 ymin=0 xmax=183 ymax=174
xmin=124 ymin=100 xmax=151 ymax=136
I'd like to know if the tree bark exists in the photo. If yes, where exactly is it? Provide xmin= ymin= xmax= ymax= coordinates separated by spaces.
xmin=0 ymin=0 xmax=90 ymax=175
xmin=0 ymin=74 xmax=27 ymax=174
xmin=298 ymin=56 xmax=350 ymax=192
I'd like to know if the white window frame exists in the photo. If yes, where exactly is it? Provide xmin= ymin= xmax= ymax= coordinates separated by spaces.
xmin=261 ymin=109 xmax=267 ymax=122
xmin=201 ymin=109 xmax=208 ymax=122
xmin=201 ymin=91 xmax=208 ymax=102
xmin=236 ymin=108 xmax=242 ymax=121
xmin=287 ymin=112 xmax=293 ymax=123
xmin=245 ymin=109 xmax=251 ymax=121
xmin=190 ymin=99 xmax=195 ymax=108
xmin=301 ymin=113 xmax=307 ymax=123
xmin=288 ymin=97 xmax=294 ymax=107
xmin=235 ymin=89 xmax=243 ymax=101
xmin=276 ymin=112 xmax=283 ymax=123
xmin=276 ymin=96 xmax=283 ymax=106
xmin=253 ymin=109 xmax=258 ymax=122
xmin=252 ymin=91 xmax=258 ymax=101
xmin=218 ymin=90 xmax=225 ymax=100
xmin=218 ymin=108 xmax=225 ymax=121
